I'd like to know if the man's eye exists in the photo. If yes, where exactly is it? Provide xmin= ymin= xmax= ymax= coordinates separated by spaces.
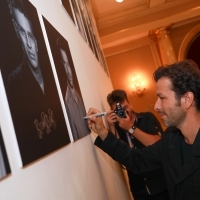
xmin=28 ymin=34 xmax=34 ymax=41
xmin=20 ymin=29 xmax=25 ymax=35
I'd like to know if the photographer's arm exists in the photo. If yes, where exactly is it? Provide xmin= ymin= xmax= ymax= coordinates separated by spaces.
xmin=118 ymin=114 xmax=161 ymax=146
xmin=86 ymin=108 xmax=162 ymax=173
xmin=131 ymin=129 xmax=161 ymax=146
xmin=106 ymin=111 xmax=119 ymax=137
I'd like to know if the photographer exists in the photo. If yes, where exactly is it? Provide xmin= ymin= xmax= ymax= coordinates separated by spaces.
xmin=105 ymin=90 xmax=169 ymax=200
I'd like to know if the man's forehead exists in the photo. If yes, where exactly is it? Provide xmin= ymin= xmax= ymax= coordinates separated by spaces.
xmin=13 ymin=8 xmax=32 ymax=29
xmin=156 ymin=77 xmax=172 ymax=88
xmin=156 ymin=77 xmax=173 ymax=94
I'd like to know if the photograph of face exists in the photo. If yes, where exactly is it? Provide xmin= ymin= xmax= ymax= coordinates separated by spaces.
xmin=13 ymin=8 xmax=39 ymax=69
xmin=0 ymin=127 xmax=11 ymax=180
xmin=0 ymin=0 xmax=70 ymax=166
xmin=43 ymin=17 xmax=90 ymax=141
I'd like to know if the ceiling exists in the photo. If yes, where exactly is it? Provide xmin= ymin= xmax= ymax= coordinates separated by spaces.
xmin=89 ymin=0 xmax=200 ymax=51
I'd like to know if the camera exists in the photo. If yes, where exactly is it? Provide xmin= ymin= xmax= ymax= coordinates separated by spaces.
xmin=114 ymin=103 xmax=126 ymax=118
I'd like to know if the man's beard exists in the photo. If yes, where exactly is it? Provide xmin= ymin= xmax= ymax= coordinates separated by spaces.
xmin=163 ymin=107 xmax=186 ymax=128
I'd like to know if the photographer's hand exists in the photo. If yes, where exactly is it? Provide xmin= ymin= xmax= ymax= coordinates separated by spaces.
xmin=106 ymin=110 xmax=118 ymax=136
xmin=117 ymin=112 xmax=134 ymax=131
xmin=106 ymin=110 xmax=117 ymax=125
xmin=87 ymin=108 xmax=108 ymax=140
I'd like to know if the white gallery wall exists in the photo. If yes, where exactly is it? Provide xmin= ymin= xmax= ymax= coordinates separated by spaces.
xmin=0 ymin=0 xmax=132 ymax=199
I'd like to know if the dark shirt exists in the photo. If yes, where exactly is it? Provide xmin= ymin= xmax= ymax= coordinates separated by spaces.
xmin=95 ymin=127 xmax=200 ymax=200
xmin=115 ymin=112 xmax=168 ymax=198
xmin=7 ymin=61 xmax=70 ymax=166
xmin=65 ymin=87 xmax=90 ymax=141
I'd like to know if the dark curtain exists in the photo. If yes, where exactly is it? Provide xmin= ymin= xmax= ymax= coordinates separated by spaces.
xmin=186 ymin=33 xmax=200 ymax=69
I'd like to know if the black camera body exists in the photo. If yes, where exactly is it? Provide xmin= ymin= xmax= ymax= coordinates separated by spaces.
xmin=114 ymin=103 xmax=126 ymax=118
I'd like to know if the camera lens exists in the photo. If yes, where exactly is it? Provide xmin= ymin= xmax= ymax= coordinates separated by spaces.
xmin=117 ymin=110 xmax=126 ymax=118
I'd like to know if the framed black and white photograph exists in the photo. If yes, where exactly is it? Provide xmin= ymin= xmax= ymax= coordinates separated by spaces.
xmin=77 ymin=0 xmax=97 ymax=56
xmin=70 ymin=0 xmax=87 ymax=41
xmin=82 ymin=0 xmax=109 ymax=75
xmin=0 ymin=0 xmax=70 ymax=166
xmin=61 ymin=0 xmax=109 ymax=76
xmin=43 ymin=17 xmax=90 ymax=141
xmin=0 ymin=127 xmax=11 ymax=180
xmin=60 ymin=0 xmax=75 ymax=24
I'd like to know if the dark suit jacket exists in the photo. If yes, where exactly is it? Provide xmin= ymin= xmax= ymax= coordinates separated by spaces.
xmin=7 ymin=61 xmax=70 ymax=166
xmin=95 ymin=127 xmax=200 ymax=200
xmin=116 ymin=112 xmax=167 ymax=197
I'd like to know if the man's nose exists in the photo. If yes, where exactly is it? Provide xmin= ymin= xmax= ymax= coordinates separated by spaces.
xmin=154 ymin=98 xmax=160 ymax=111
xmin=26 ymin=35 xmax=32 ymax=48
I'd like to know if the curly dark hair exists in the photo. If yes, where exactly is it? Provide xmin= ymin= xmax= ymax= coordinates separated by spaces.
xmin=153 ymin=60 xmax=200 ymax=111
xmin=107 ymin=89 xmax=129 ymax=107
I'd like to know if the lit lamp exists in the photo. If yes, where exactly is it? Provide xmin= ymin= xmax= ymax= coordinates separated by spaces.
xmin=116 ymin=0 xmax=123 ymax=2
xmin=131 ymin=75 xmax=145 ymax=96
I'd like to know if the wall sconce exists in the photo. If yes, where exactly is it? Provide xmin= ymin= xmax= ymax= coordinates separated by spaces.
xmin=131 ymin=75 xmax=146 ymax=96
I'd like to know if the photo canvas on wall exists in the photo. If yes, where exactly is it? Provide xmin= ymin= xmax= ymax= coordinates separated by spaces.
xmin=43 ymin=16 xmax=90 ymax=141
xmin=61 ymin=0 xmax=109 ymax=76
xmin=60 ymin=0 xmax=75 ymax=24
xmin=69 ymin=0 xmax=87 ymax=41
xmin=82 ymin=0 xmax=109 ymax=76
xmin=0 ymin=0 xmax=70 ymax=166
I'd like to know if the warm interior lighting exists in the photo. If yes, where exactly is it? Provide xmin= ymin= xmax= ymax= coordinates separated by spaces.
xmin=116 ymin=0 xmax=123 ymax=2
xmin=131 ymin=75 xmax=145 ymax=96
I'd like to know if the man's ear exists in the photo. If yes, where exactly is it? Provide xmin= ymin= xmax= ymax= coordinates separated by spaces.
xmin=182 ymin=92 xmax=194 ymax=110
xmin=12 ymin=19 xmax=20 ymax=39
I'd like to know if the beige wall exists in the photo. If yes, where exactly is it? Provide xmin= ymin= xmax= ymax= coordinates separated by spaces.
xmin=105 ymin=19 xmax=200 ymax=130
xmin=106 ymin=38 xmax=163 ymax=127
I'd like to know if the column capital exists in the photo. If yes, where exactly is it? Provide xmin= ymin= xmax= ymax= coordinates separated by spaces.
xmin=149 ymin=25 xmax=177 ymax=65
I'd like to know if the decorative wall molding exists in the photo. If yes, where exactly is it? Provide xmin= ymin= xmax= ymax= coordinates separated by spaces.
xmin=100 ymin=5 xmax=200 ymax=49
xmin=104 ymin=36 xmax=151 ymax=57
xmin=90 ymin=0 xmax=200 ymax=51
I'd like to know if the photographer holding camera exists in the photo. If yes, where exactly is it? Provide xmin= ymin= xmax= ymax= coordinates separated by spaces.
xmin=106 ymin=90 xmax=169 ymax=200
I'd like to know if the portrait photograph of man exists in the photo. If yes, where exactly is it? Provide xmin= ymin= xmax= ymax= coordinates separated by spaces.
xmin=0 ymin=0 xmax=70 ymax=166
xmin=43 ymin=17 xmax=90 ymax=141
